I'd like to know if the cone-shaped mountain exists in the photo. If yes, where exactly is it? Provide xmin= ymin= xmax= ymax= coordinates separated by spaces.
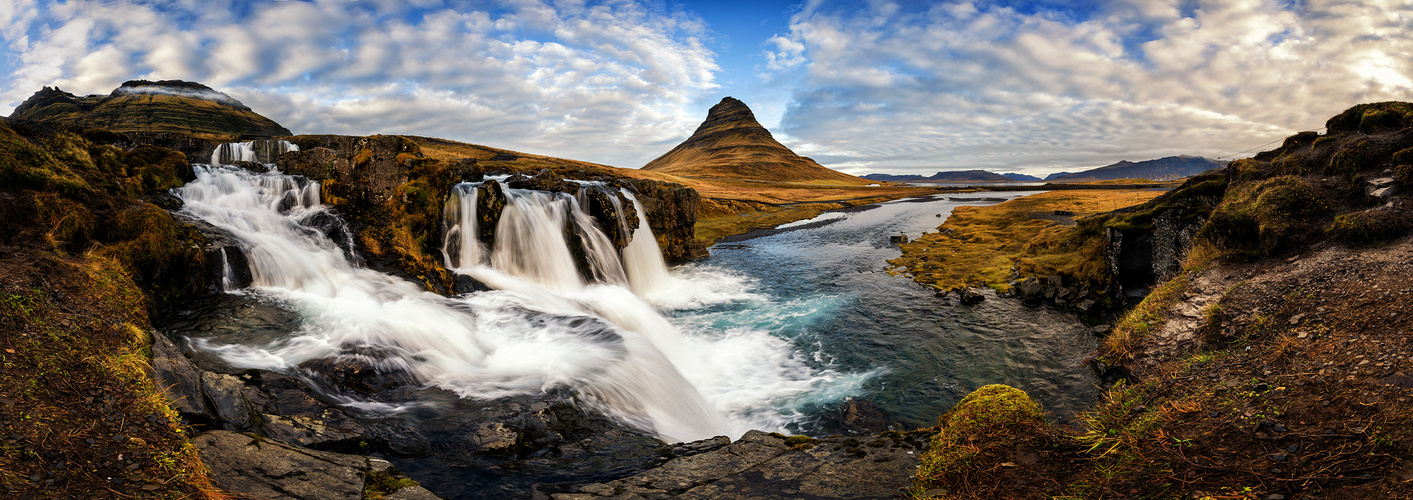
xmin=642 ymin=97 xmax=869 ymax=184
xmin=10 ymin=80 xmax=291 ymax=137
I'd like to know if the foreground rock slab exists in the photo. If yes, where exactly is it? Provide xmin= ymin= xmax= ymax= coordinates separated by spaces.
xmin=193 ymin=430 xmax=440 ymax=499
xmin=535 ymin=430 xmax=922 ymax=500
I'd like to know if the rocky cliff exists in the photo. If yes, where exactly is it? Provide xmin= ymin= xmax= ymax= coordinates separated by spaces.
xmin=10 ymin=80 xmax=291 ymax=138
xmin=271 ymin=134 xmax=706 ymax=294
xmin=642 ymin=97 xmax=870 ymax=184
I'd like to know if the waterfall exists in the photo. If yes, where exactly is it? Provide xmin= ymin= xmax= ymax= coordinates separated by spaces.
xmin=441 ymin=183 xmax=485 ymax=270
xmin=178 ymin=163 xmax=854 ymax=443
xmin=622 ymin=192 xmax=677 ymax=298
xmin=210 ymin=139 xmax=299 ymax=165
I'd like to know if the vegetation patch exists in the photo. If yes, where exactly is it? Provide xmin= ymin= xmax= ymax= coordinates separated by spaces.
xmin=910 ymin=385 xmax=1065 ymax=499
xmin=888 ymin=190 xmax=1166 ymax=292
xmin=1328 ymin=209 xmax=1413 ymax=245
xmin=1201 ymin=176 xmax=1330 ymax=260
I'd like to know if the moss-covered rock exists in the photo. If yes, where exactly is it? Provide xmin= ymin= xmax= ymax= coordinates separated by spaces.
xmin=911 ymin=385 xmax=1058 ymax=499
xmin=1328 ymin=209 xmax=1413 ymax=245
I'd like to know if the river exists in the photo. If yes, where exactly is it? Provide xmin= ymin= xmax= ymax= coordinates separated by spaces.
xmin=672 ymin=192 xmax=1099 ymax=432
xmin=163 ymin=162 xmax=1099 ymax=498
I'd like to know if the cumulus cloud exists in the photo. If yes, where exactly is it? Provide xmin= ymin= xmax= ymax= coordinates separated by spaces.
xmin=762 ymin=0 xmax=1413 ymax=176
xmin=0 ymin=0 xmax=719 ymax=168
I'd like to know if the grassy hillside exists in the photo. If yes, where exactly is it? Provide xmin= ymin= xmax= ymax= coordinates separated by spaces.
xmin=0 ymin=119 xmax=227 ymax=499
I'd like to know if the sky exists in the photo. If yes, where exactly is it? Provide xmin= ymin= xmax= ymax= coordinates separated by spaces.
xmin=2 ymin=0 xmax=1412 ymax=176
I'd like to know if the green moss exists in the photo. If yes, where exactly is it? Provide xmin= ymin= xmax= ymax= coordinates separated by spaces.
xmin=911 ymin=385 xmax=1050 ymax=498
xmin=1200 ymin=176 xmax=1328 ymax=260
xmin=0 ymin=122 xmax=92 ymax=195
xmin=1311 ymin=136 xmax=1339 ymax=150
xmin=362 ymin=468 xmax=420 ymax=499
xmin=1330 ymin=139 xmax=1373 ymax=175
xmin=783 ymin=435 xmax=818 ymax=450
xmin=1326 ymin=101 xmax=1413 ymax=133
xmin=1328 ymin=210 xmax=1412 ymax=245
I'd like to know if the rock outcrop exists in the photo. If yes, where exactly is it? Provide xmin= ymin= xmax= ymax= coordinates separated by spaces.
xmin=533 ymin=430 xmax=926 ymax=500
xmin=193 ymin=430 xmax=439 ymax=500
xmin=642 ymin=97 xmax=870 ymax=185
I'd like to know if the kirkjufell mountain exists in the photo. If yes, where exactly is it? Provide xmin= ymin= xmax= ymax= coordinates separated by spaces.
xmin=642 ymin=97 xmax=870 ymax=184
xmin=10 ymin=80 xmax=291 ymax=137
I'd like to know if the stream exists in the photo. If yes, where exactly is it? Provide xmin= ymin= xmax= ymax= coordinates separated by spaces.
xmin=159 ymin=158 xmax=1099 ymax=498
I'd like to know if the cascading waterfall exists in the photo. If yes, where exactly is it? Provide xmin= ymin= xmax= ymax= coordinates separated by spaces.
xmin=622 ymin=192 xmax=677 ymax=299
xmin=210 ymin=139 xmax=300 ymax=165
xmin=440 ymin=183 xmax=485 ymax=270
xmin=177 ymin=155 xmax=862 ymax=443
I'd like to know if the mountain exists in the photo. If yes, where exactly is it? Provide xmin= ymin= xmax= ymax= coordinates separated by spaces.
xmin=1000 ymin=173 xmax=1042 ymax=182
xmin=862 ymin=170 xmax=1015 ymax=183
xmin=923 ymin=170 xmax=1013 ymax=182
xmin=1049 ymin=156 xmax=1218 ymax=182
xmin=641 ymin=97 xmax=869 ymax=184
xmin=1043 ymin=172 xmax=1073 ymax=181
xmin=9 ymin=80 xmax=291 ymax=137
xmin=861 ymin=173 xmax=922 ymax=182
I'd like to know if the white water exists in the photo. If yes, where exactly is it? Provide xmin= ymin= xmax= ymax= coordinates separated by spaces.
xmin=178 ymin=166 xmax=861 ymax=442
xmin=210 ymin=139 xmax=299 ymax=165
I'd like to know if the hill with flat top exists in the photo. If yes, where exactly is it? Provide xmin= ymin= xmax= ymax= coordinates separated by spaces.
xmin=642 ymin=97 xmax=870 ymax=185
xmin=9 ymin=80 xmax=290 ymax=137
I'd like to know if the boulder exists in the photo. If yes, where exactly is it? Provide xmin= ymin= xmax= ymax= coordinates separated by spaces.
xmin=959 ymin=287 xmax=986 ymax=305
xmin=1014 ymin=277 xmax=1044 ymax=306
xmin=192 ymin=430 xmax=440 ymax=500
xmin=536 ymin=430 xmax=922 ymax=500
xmin=149 ymin=332 xmax=214 ymax=424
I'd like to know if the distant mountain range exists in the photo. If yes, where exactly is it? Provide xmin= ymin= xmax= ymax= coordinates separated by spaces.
xmin=10 ymin=80 xmax=291 ymax=137
xmin=862 ymin=155 xmax=1222 ymax=183
xmin=641 ymin=97 xmax=870 ymax=184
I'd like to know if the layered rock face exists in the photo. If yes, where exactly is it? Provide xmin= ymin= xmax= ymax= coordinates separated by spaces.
xmin=271 ymin=133 xmax=706 ymax=294
xmin=642 ymin=97 xmax=869 ymax=184
xmin=10 ymin=80 xmax=292 ymax=137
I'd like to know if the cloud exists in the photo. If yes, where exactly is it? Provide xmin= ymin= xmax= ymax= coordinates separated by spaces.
xmin=0 ymin=0 xmax=719 ymax=168
xmin=761 ymin=0 xmax=1413 ymax=175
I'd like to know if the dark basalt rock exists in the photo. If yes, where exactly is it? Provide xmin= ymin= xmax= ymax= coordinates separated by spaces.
xmin=583 ymin=185 xmax=637 ymax=249
xmin=476 ymin=179 xmax=508 ymax=248
xmin=534 ymin=430 xmax=925 ymax=500
xmin=508 ymin=169 xmax=578 ymax=194
xmin=278 ymin=136 xmax=418 ymax=207
xmin=298 ymin=347 xmax=420 ymax=396
xmin=173 ymin=213 xmax=254 ymax=291
xmin=617 ymin=178 xmax=707 ymax=263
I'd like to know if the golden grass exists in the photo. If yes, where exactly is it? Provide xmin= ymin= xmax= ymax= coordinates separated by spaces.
xmin=889 ymin=190 xmax=1166 ymax=291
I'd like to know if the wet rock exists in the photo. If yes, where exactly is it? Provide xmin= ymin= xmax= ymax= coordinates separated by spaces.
xmin=452 ymin=274 xmax=492 ymax=294
xmin=194 ymin=430 xmax=424 ymax=500
xmin=1014 ymin=277 xmax=1044 ymax=305
xmin=201 ymin=372 xmax=256 ymax=430
xmin=298 ymin=347 xmax=418 ymax=395
xmin=959 ymin=287 xmax=986 ymax=305
xmin=539 ymin=430 xmax=921 ymax=500
xmin=278 ymin=136 xmax=418 ymax=207
xmin=618 ymin=178 xmax=707 ymax=263
xmin=476 ymin=179 xmax=508 ymax=247
xmin=583 ymin=185 xmax=637 ymax=249
xmin=508 ymin=169 xmax=579 ymax=194
xmin=149 ymin=332 xmax=214 ymax=424
xmin=173 ymin=213 xmax=253 ymax=290
xmin=365 ymin=421 xmax=433 ymax=457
